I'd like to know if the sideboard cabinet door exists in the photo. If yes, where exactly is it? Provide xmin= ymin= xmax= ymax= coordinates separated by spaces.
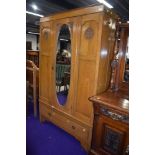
xmin=92 ymin=114 xmax=129 ymax=155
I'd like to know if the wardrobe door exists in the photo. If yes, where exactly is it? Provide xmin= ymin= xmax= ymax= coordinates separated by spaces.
xmin=39 ymin=22 xmax=52 ymax=104
xmin=74 ymin=13 xmax=103 ymax=124
xmin=50 ymin=17 xmax=79 ymax=113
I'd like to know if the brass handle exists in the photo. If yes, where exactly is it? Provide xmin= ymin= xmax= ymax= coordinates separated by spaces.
xmin=101 ymin=108 xmax=129 ymax=123
xmin=108 ymin=111 xmax=123 ymax=121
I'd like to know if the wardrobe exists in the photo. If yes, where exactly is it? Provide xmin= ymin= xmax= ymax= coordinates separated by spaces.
xmin=39 ymin=4 xmax=118 ymax=150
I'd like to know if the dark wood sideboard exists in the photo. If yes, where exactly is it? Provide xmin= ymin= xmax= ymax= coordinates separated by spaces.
xmin=89 ymin=83 xmax=129 ymax=155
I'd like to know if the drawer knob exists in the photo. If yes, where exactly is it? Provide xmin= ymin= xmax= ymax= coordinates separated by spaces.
xmin=82 ymin=128 xmax=86 ymax=132
xmin=72 ymin=126 xmax=75 ymax=130
xmin=48 ymin=112 xmax=51 ymax=116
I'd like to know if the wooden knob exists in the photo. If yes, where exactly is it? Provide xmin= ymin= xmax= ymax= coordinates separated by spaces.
xmin=82 ymin=128 xmax=86 ymax=132
xmin=48 ymin=112 xmax=51 ymax=116
xmin=72 ymin=126 xmax=75 ymax=130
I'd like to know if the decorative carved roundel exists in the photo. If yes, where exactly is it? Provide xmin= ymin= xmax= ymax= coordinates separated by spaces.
xmin=43 ymin=29 xmax=50 ymax=40
xmin=85 ymin=27 xmax=94 ymax=39
xmin=44 ymin=31 xmax=49 ymax=40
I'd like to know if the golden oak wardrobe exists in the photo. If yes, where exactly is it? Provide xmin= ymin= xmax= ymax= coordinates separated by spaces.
xmin=39 ymin=4 xmax=117 ymax=150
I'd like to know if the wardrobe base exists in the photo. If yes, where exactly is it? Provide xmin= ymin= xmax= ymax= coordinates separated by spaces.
xmin=39 ymin=102 xmax=92 ymax=151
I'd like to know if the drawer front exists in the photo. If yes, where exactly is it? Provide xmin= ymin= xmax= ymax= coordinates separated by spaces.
xmin=50 ymin=110 xmax=89 ymax=143
xmin=99 ymin=106 xmax=129 ymax=124
xmin=40 ymin=103 xmax=89 ymax=144
xmin=67 ymin=120 xmax=88 ymax=142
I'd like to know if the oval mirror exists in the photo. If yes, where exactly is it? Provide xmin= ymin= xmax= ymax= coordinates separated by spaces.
xmin=56 ymin=24 xmax=71 ymax=106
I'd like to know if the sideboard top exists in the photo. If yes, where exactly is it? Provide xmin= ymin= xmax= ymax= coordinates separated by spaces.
xmin=40 ymin=4 xmax=118 ymax=22
xmin=89 ymin=83 xmax=129 ymax=113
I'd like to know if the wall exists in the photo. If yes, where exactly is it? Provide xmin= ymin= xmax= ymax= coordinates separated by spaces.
xmin=26 ymin=34 xmax=37 ymax=50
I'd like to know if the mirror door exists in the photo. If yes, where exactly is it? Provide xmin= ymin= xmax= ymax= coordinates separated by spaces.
xmin=55 ymin=24 xmax=71 ymax=106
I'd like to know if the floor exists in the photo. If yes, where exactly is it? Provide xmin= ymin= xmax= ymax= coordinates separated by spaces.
xmin=26 ymin=97 xmax=88 ymax=155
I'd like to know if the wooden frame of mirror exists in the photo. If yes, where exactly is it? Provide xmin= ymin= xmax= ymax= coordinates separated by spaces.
xmin=110 ymin=23 xmax=129 ymax=91
xmin=55 ymin=24 xmax=72 ymax=106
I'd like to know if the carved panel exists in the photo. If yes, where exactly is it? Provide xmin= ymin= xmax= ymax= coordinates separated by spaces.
xmin=84 ymin=27 xmax=94 ymax=39
xmin=43 ymin=30 xmax=49 ymax=40
xmin=42 ymin=28 xmax=50 ymax=40
xmin=102 ymin=125 xmax=124 ymax=155
xmin=40 ymin=28 xmax=51 ymax=55
xmin=100 ymin=106 xmax=129 ymax=123
xmin=79 ymin=20 xmax=99 ymax=59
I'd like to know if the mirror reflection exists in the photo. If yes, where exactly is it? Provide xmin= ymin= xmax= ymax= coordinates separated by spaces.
xmin=56 ymin=24 xmax=71 ymax=105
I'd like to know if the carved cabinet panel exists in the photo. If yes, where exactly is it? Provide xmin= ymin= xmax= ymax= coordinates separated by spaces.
xmin=79 ymin=13 xmax=101 ymax=59
xmin=39 ymin=22 xmax=51 ymax=102
xmin=75 ymin=13 xmax=103 ymax=124
xmin=91 ymin=112 xmax=128 ymax=155
xmin=103 ymin=125 xmax=125 ymax=154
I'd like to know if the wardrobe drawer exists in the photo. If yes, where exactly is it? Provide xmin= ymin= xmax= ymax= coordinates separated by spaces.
xmin=48 ymin=109 xmax=89 ymax=142
xmin=49 ymin=110 xmax=73 ymax=134
xmin=67 ymin=120 xmax=88 ymax=142
xmin=40 ymin=104 xmax=89 ymax=145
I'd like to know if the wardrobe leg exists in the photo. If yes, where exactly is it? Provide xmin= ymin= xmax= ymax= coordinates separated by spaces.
xmin=40 ymin=115 xmax=45 ymax=123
